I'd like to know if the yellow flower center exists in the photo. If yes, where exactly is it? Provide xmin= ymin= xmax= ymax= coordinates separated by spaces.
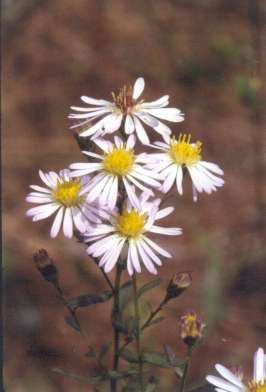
xmin=53 ymin=178 xmax=85 ymax=207
xmin=112 ymin=85 xmax=135 ymax=114
xmin=103 ymin=147 xmax=135 ymax=176
xmin=116 ymin=209 xmax=146 ymax=238
xmin=168 ymin=133 xmax=202 ymax=166
xmin=247 ymin=379 xmax=266 ymax=392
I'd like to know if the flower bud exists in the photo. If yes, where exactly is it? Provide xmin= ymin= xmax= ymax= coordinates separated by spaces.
xmin=166 ymin=272 xmax=192 ymax=300
xmin=179 ymin=310 xmax=205 ymax=347
xmin=33 ymin=249 xmax=58 ymax=284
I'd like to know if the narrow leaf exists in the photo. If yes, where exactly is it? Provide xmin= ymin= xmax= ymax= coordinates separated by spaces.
xmin=113 ymin=318 xmax=137 ymax=335
xmin=164 ymin=344 xmax=177 ymax=367
xmin=142 ymin=352 xmax=171 ymax=368
xmin=142 ymin=351 xmax=184 ymax=369
xmin=121 ymin=348 xmax=138 ymax=363
xmin=108 ymin=368 xmax=138 ymax=380
xmin=99 ymin=342 xmax=111 ymax=360
xmin=52 ymin=368 xmax=103 ymax=384
xmin=145 ymin=382 xmax=157 ymax=392
xmin=68 ymin=291 xmax=113 ymax=310
xmin=137 ymin=278 xmax=161 ymax=298
xmin=65 ymin=315 xmax=80 ymax=332
xmin=119 ymin=280 xmax=133 ymax=312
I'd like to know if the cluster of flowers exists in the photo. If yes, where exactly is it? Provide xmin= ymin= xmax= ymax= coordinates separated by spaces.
xmin=26 ymin=77 xmax=224 ymax=276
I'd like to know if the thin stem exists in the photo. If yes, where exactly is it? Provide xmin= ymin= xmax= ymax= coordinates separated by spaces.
xmin=53 ymin=281 xmax=91 ymax=346
xmin=132 ymin=273 xmax=144 ymax=391
xmin=99 ymin=265 xmax=115 ymax=294
xmin=141 ymin=297 xmax=168 ymax=330
xmin=110 ymin=264 xmax=123 ymax=392
xmin=179 ymin=346 xmax=193 ymax=392
xmin=118 ymin=295 xmax=169 ymax=355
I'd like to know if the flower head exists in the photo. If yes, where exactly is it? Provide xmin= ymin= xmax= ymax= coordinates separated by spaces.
xmin=206 ymin=347 xmax=266 ymax=392
xmin=69 ymin=77 xmax=184 ymax=144
xmin=179 ymin=310 xmax=205 ymax=346
xmin=69 ymin=135 xmax=162 ymax=209
xmin=84 ymin=192 xmax=182 ymax=275
xmin=26 ymin=169 xmax=104 ymax=238
xmin=147 ymin=133 xmax=224 ymax=201
xmin=166 ymin=272 xmax=192 ymax=300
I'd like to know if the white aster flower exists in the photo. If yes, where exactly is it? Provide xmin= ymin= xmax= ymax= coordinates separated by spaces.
xmin=26 ymin=169 xmax=105 ymax=238
xmin=147 ymin=133 xmax=225 ymax=201
xmin=206 ymin=347 xmax=266 ymax=392
xmin=69 ymin=76 xmax=184 ymax=144
xmin=84 ymin=192 xmax=182 ymax=275
xmin=69 ymin=134 xmax=162 ymax=209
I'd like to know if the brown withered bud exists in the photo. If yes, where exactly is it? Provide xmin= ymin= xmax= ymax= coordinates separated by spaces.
xmin=166 ymin=272 xmax=192 ymax=301
xmin=33 ymin=249 xmax=58 ymax=284
xmin=179 ymin=310 xmax=205 ymax=347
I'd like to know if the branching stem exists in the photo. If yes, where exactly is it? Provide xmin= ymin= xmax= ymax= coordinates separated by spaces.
xmin=118 ymin=295 xmax=169 ymax=355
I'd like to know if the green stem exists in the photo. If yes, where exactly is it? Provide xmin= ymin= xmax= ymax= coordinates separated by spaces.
xmin=179 ymin=346 xmax=193 ymax=392
xmin=132 ymin=273 xmax=144 ymax=391
xmin=141 ymin=297 xmax=168 ymax=330
xmin=110 ymin=264 xmax=123 ymax=392
xmin=118 ymin=295 xmax=168 ymax=355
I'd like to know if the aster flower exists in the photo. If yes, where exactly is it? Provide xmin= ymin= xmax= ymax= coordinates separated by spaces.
xmin=147 ymin=133 xmax=225 ymax=201
xmin=206 ymin=347 xmax=266 ymax=392
xmin=26 ymin=169 xmax=105 ymax=238
xmin=179 ymin=310 xmax=205 ymax=347
xmin=69 ymin=77 xmax=184 ymax=144
xmin=69 ymin=134 xmax=162 ymax=209
xmin=84 ymin=192 xmax=182 ymax=275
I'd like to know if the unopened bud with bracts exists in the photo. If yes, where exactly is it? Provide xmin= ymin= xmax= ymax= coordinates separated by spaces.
xmin=33 ymin=249 xmax=58 ymax=284
xmin=179 ymin=310 xmax=205 ymax=347
xmin=166 ymin=272 xmax=192 ymax=301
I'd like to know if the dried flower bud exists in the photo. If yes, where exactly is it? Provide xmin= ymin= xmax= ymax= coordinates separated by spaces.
xmin=179 ymin=310 xmax=205 ymax=347
xmin=166 ymin=272 xmax=192 ymax=300
xmin=33 ymin=249 xmax=58 ymax=284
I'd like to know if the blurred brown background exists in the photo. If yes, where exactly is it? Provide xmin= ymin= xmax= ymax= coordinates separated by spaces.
xmin=3 ymin=0 xmax=266 ymax=391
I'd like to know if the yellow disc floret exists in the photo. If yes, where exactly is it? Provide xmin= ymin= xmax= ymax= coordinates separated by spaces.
xmin=116 ymin=209 xmax=146 ymax=238
xmin=53 ymin=178 xmax=84 ymax=207
xmin=169 ymin=133 xmax=202 ymax=166
xmin=103 ymin=147 xmax=135 ymax=176
xmin=247 ymin=379 xmax=266 ymax=392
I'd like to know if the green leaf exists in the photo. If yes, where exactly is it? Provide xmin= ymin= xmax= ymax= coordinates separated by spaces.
xmin=137 ymin=278 xmax=161 ymax=298
xmin=52 ymin=368 xmax=103 ymax=384
xmin=67 ymin=291 xmax=113 ymax=310
xmin=113 ymin=317 xmax=137 ymax=335
xmin=119 ymin=280 xmax=133 ymax=312
xmin=142 ymin=352 xmax=171 ymax=368
xmin=174 ymin=366 xmax=183 ymax=378
xmin=107 ymin=368 xmax=138 ymax=380
xmin=142 ymin=352 xmax=184 ymax=369
xmin=99 ymin=342 xmax=111 ymax=360
xmin=164 ymin=344 xmax=177 ymax=367
xmin=65 ymin=315 xmax=81 ymax=332
xmin=144 ymin=381 xmax=157 ymax=392
xmin=121 ymin=348 xmax=138 ymax=363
